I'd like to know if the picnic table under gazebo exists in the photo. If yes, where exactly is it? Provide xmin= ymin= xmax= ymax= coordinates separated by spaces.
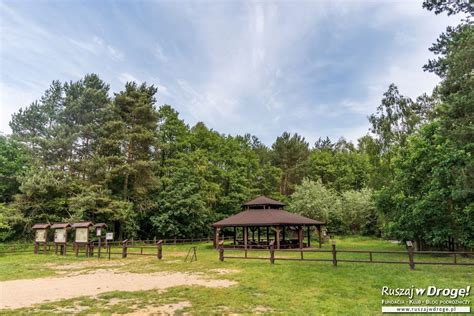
xmin=212 ymin=196 xmax=325 ymax=249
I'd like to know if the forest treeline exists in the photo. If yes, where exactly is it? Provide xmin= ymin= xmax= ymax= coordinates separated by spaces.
xmin=0 ymin=1 xmax=472 ymax=248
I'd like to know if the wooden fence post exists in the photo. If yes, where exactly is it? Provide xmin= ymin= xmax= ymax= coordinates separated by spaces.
xmin=122 ymin=239 xmax=128 ymax=258
xmin=34 ymin=242 xmax=38 ymax=255
xmin=269 ymin=240 xmax=275 ymax=264
xmin=98 ymin=237 xmax=102 ymax=259
xmin=407 ymin=241 xmax=415 ymax=270
xmin=157 ymin=240 xmax=163 ymax=260
xmin=331 ymin=241 xmax=337 ymax=267
xmin=219 ymin=241 xmax=224 ymax=261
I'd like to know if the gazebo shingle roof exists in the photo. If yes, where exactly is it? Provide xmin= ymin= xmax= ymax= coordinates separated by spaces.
xmin=242 ymin=196 xmax=285 ymax=207
xmin=212 ymin=209 xmax=324 ymax=227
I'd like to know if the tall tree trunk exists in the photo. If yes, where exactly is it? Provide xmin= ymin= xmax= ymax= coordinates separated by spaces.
xmin=123 ymin=143 xmax=132 ymax=201
xmin=123 ymin=172 xmax=129 ymax=201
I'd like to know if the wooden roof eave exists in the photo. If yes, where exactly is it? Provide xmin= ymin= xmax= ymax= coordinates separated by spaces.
xmin=51 ymin=223 xmax=71 ymax=229
xmin=32 ymin=223 xmax=51 ymax=229
xmin=71 ymin=222 xmax=94 ymax=228
xmin=213 ymin=222 xmax=325 ymax=228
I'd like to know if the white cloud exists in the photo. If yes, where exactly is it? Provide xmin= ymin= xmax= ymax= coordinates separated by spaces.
xmin=155 ymin=43 xmax=168 ymax=63
xmin=107 ymin=45 xmax=124 ymax=61
xmin=331 ymin=124 xmax=371 ymax=144
xmin=170 ymin=2 xmax=329 ymax=128
xmin=0 ymin=0 xmax=466 ymax=143
xmin=339 ymin=2 xmax=462 ymax=118
xmin=0 ymin=82 xmax=42 ymax=134
xmin=69 ymin=36 xmax=124 ymax=61
xmin=157 ymin=84 xmax=169 ymax=96
xmin=118 ymin=73 xmax=139 ymax=85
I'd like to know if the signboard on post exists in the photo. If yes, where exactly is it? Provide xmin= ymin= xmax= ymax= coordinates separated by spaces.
xmin=54 ymin=229 xmax=66 ymax=243
xmin=75 ymin=227 xmax=89 ymax=243
xmin=96 ymin=228 xmax=102 ymax=236
xmin=32 ymin=224 xmax=51 ymax=254
xmin=35 ymin=229 xmax=46 ymax=242
xmin=106 ymin=232 xmax=114 ymax=241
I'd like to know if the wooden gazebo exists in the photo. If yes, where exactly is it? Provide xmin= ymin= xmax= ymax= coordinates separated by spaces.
xmin=212 ymin=196 xmax=325 ymax=249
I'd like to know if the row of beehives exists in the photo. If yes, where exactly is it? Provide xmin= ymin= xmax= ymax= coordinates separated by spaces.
xmin=32 ymin=221 xmax=111 ymax=245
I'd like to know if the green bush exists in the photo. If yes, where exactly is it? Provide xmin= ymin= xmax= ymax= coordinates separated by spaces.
xmin=289 ymin=179 xmax=379 ymax=236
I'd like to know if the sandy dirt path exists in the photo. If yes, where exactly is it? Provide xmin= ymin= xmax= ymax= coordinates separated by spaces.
xmin=0 ymin=269 xmax=236 ymax=310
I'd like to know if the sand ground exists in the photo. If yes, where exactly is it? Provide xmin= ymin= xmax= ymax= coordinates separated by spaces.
xmin=0 ymin=268 xmax=236 ymax=310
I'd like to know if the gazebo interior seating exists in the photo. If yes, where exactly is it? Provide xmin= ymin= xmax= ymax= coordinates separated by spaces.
xmin=212 ymin=196 xmax=325 ymax=249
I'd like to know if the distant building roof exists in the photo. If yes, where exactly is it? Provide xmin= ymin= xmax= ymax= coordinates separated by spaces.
xmin=212 ymin=209 xmax=324 ymax=227
xmin=71 ymin=222 xmax=94 ymax=228
xmin=32 ymin=223 xmax=50 ymax=229
xmin=51 ymin=223 xmax=71 ymax=229
xmin=94 ymin=223 xmax=107 ymax=228
xmin=242 ymin=196 xmax=285 ymax=207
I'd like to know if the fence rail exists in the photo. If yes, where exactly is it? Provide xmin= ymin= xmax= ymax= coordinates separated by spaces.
xmin=218 ymin=241 xmax=474 ymax=270
xmin=0 ymin=237 xmax=235 ymax=255
xmin=0 ymin=239 xmax=165 ymax=260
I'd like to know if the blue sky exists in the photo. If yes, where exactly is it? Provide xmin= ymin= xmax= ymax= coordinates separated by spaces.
xmin=0 ymin=0 xmax=461 ymax=145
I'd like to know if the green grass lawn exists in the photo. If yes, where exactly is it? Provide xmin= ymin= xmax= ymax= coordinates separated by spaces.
xmin=0 ymin=237 xmax=472 ymax=315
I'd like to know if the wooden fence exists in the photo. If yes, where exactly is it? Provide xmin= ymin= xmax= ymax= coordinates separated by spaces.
xmin=0 ymin=237 xmax=235 ymax=256
xmin=218 ymin=241 xmax=474 ymax=270
xmin=0 ymin=239 xmax=164 ymax=259
xmin=103 ymin=239 xmax=163 ymax=260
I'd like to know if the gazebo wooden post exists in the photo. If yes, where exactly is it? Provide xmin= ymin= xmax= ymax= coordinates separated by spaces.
xmin=299 ymin=226 xmax=304 ymax=259
xmin=277 ymin=227 xmax=281 ymax=249
xmin=213 ymin=227 xmax=216 ymax=248
xmin=214 ymin=227 xmax=221 ymax=248
xmin=257 ymin=227 xmax=261 ymax=244
xmin=298 ymin=226 xmax=303 ymax=249
xmin=317 ymin=225 xmax=322 ymax=248
xmin=307 ymin=226 xmax=311 ymax=247
xmin=282 ymin=226 xmax=286 ymax=241
xmin=272 ymin=226 xmax=281 ymax=249
xmin=266 ymin=226 xmax=269 ymax=244
xmin=252 ymin=227 xmax=255 ymax=242
xmin=244 ymin=226 xmax=248 ymax=258
xmin=233 ymin=227 xmax=236 ymax=245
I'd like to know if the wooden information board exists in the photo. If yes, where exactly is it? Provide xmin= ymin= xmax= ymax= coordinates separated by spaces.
xmin=54 ymin=229 xmax=67 ymax=243
xmin=35 ymin=229 xmax=46 ymax=242
xmin=75 ymin=227 xmax=88 ymax=243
